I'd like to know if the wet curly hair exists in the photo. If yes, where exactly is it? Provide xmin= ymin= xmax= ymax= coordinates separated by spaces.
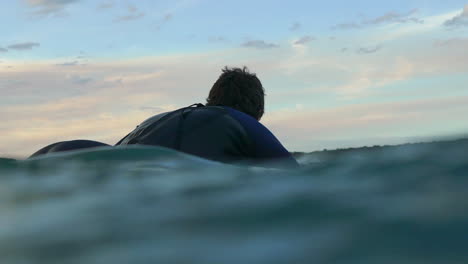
xmin=206 ymin=66 xmax=265 ymax=120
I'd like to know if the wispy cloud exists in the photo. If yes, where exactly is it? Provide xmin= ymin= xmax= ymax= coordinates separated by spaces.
xmin=7 ymin=42 xmax=40 ymax=50
xmin=25 ymin=0 xmax=80 ymax=17
xmin=374 ymin=10 xmax=462 ymax=42
xmin=293 ymin=36 xmax=315 ymax=45
xmin=241 ymin=40 xmax=279 ymax=49
xmin=332 ymin=22 xmax=361 ymax=30
xmin=364 ymin=9 xmax=423 ymax=25
xmin=155 ymin=13 xmax=173 ymax=30
xmin=0 ymin=79 xmax=29 ymax=90
xmin=444 ymin=5 xmax=468 ymax=27
xmin=114 ymin=13 xmax=144 ymax=22
xmin=163 ymin=13 xmax=173 ymax=22
xmin=434 ymin=38 xmax=468 ymax=47
xmin=55 ymin=61 xmax=79 ymax=66
xmin=140 ymin=106 xmax=165 ymax=113
xmin=70 ymin=75 xmax=93 ymax=85
xmin=357 ymin=45 xmax=382 ymax=54
xmin=97 ymin=1 xmax=114 ymax=10
xmin=114 ymin=5 xmax=145 ymax=22
xmin=0 ymin=47 xmax=8 ymax=53
xmin=332 ymin=9 xmax=423 ymax=30
xmin=289 ymin=22 xmax=301 ymax=31
xmin=209 ymin=36 xmax=228 ymax=42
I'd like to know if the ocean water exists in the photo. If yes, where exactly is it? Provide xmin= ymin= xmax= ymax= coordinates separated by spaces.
xmin=1 ymin=142 xmax=467 ymax=264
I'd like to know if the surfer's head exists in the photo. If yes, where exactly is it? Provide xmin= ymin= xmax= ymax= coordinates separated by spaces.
xmin=207 ymin=66 xmax=265 ymax=120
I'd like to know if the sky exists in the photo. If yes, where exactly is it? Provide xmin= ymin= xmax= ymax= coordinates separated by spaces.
xmin=1 ymin=0 xmax=468 ymax=158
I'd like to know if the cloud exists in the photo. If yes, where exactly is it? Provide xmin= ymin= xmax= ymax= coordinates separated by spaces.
xmin=332 ymin=22 xmax=361 ymax=30
xmin=241 ymin=40 xmax=279 ymax=49
xmin=55 ymin=61 xmax=79 ymax=66
xmin=373 ymin=10 xmax=462 ymax=42
xmin=332 ymin=9 xmax=423 ymax=30
xmin=273 ymin=50 xmax=420 ymax=100
xmin=209 ymin=36 xmax=228 ymax=42
xmin=444 ymin=5 xmax=468 ymax=27
xmin=155 ymin=13 xmax=173 ymax=30
xmin=25 ymin=0 xmax=80 ymax=17
xmin=70 ymin=75 xmax=93 ymax=85
xmin=127 ymin=5 xmax=137 ymax=13
xmin=363 ymin=9 xmax=423 ymax=25
xmin=115 ymin=13 xmax=145 ymax=22
xmin=114 ymin=5 xmax=145 ymax=22
xmin=434 ymin=38 xmax=468 ymax=47
xmin=357 ymin=45 xmax=382 ymax=54
xmin=0 ymin=47 xmax=8 ymax=53
xmin=294 ymin=36 xmax=315 ymax=45
xmin=97 ymin=1 xmax=114 ymax=9
xmin=7 ymin=42 xmax=40 ymax=50
xmin=0 ymin=79 xmax=29 ymax=90
xmin=163 ymin=13 xmax=173 ymax=22
xmin=289 ymin=22 xmax=301 ymax=31
xmin=140 ymin=106 xmax=165 ymax=113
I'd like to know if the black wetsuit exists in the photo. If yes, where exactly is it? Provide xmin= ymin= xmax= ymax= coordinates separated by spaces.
xmin=29 ymin=140 xmax=110 ymax=158
xmin=116 ymin=104 xmax=298 ymax=167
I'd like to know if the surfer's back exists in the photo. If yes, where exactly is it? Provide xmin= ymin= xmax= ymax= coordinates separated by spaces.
xmin=116 ymin=105 xmax=298 ymax=167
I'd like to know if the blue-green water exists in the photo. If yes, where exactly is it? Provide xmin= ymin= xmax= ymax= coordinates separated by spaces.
xmin=1 ymin=143 xmax=467 ymax=264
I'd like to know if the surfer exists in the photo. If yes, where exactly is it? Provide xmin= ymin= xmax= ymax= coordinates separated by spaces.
xmin=30 ymin=66 xmax=298 ymax=168
xmin=116 ymin=66 xmax=298 ymax=167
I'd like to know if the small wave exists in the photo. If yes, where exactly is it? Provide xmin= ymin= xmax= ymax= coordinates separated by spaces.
xmin=1 ymin=141 xmax=467 ymax=263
